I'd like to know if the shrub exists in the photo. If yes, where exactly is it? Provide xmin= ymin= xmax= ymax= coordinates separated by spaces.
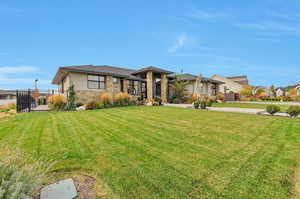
xmin=49 ymin=94 xmax=66 ymax=111
xmin=152 ymin=101 xmax=159 ymax=106
xmin=0 ymin=148 xmax=53 ymax=199
xmin=99 ymin=92 xmax=113 ymax=107
xmin=286 ymin=106 xmax=300 ymax=118
xmin=66 ymin=84 xmax=76 ymax=111
xmin=86 ymin=100 xmax=97 ymax=110
xmin=217 ymin=92 xmax=225 ymax=101
xmin=266 ymin=105 xmax=281 ymax=115
xmin=76 ymin=103 xmax=84 ymax=107
xmin=200 ymin=101 xmax=207 ymax=109
xmin=206 ymin=101 xmax=213 ymax=107
xmin=194 ymin=101 xmax=200 ymax=109
xmin=114 ymin=92 xmax=131 ymax=106
xmin=154 ymin=96 xmax=162 ymax=106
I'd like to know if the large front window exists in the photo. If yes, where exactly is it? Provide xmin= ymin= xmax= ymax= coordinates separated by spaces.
xmin=87 ymin=75 xmax=106 ymax=89
xmin=128 ymin=80 xmax=140 ymax=95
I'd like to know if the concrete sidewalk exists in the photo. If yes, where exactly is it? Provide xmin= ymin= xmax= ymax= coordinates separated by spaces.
xmin=164 ymin=103 xmax=300 ymax=118
xmin=227 ymin=101 xmax=300 ymax=106
xmin=207 ymin=107 xmax=264 ymax=115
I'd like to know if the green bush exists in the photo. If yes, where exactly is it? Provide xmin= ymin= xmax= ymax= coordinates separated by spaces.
xmin=76 ymin=103 xmax=84 ymax=107
xmin=200 ymin=101 xmax=207 ymax=109
xmin=194 ymin=101 xmax=200 ymax=109
xmin=85 ymin=101 xmax=97 ymax=110
xmin=286 ymin=106 xmax=300 ymax=118
xmin=266 ymin=105 xmax=281 ymax=115
xmin=66 ymin=84 xmax=76 ymax=111
xmin=154 ymin=96 xmax=162 ymax=106
xmin=0 ymin=149 xmax=53 ymax=199
xmin=206 ymin=101 xmax=213 ymax=107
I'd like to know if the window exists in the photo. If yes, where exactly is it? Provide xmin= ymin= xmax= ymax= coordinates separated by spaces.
xmin=88 ymin=75 xmax=106 ymax=89
xmin=113 ymin=77 xmax=120 ymax=84
xmin=128 ymin=80 xmax=140 ymax=95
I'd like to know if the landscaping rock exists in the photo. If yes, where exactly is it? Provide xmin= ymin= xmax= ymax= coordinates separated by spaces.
xmin=76 ymin=106 xmax=86 ymax=111
xmin=40 ymin=178 xmax=77 ymax=199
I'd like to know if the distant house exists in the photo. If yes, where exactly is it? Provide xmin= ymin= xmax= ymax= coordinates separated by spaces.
xmin=52 ymin=65 xmax=224 ymax=104
xmin=211 ymin=75 xmax=249 ymax=94
xmin=276 ymin=85 xmax=300 ymax=97
xmin=171 ymin=74 xmax=224 ymax=98
xmin=0 ymin=90 xmax=16 ymax=100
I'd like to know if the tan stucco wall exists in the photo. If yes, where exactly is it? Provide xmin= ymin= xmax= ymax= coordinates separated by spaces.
xmin=211 ymin=75 xmax=243 ymax=93
xmin=59 ymin=75 xmax=70 ymax=94
xmin=60 ymin=72 xmax=123 ymax=103
xmin=184 ymin=80 xmax=218 ymax=97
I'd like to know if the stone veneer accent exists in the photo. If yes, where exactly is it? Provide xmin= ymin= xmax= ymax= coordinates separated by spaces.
xmin=123 ymin=79 xmax=129 ymax=94
xmin=161 ymin=74 xmax=168 ymax=102
xmin=146 ymin=71 xmax=153 ymax=101
xmin=76 ymin=90 xmax=103 ymax=104
xmin=106 ymin=76 xmax=114 ymax=94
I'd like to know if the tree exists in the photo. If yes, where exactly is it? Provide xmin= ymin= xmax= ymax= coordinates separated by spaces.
xmin=240 ymin=85 xmax=252 ymax=97
xmin=255 ymin=88 xmax=265 ymax=96
xmin=67 ymin=84 xmax=76 ymax=110
xmin=171 ymin=75 xmax=189 ymax=103
xmin=288 ymin=88 xmax=297 ymax=96
xmin=270 ymin=85 xmax=276 ymax=97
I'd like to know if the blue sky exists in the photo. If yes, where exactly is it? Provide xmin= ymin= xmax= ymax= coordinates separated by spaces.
xmin=1 ymin=0 xmax=300 ymax=89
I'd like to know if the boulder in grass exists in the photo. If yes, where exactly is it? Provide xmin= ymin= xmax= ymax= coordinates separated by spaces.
xmin=40 ymin=179 xmax=77 ymax=199
xmin=76 ymin=105 xmax=86 ymax=111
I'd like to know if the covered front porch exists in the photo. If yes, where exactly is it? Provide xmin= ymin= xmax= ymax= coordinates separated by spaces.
xmin=131 ymin=66 xmax=172 ymax=103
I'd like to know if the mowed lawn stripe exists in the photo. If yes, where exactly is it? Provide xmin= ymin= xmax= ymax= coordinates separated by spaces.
xmin=1 ymin=107 xmax=300 ymax=199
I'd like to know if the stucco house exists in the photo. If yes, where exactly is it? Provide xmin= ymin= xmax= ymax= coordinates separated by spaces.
xmin=52 ymin=65 xmax=224 ymax=103
xmin=211 ymin=75 xmax=248 ymax=94
xmin=276 ymin=85 xmax=300 ymax=97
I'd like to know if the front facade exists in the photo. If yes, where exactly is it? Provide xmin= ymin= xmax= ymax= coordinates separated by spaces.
xmin=52 ymin=65 xmax=223 ymax=103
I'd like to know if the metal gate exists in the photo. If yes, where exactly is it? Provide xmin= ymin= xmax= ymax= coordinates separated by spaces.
xmin=16 ymin=89 xmax=37 ymax=113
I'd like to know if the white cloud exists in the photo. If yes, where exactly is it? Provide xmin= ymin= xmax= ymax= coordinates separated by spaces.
xmin=266 ymin=10 xmax=300 ymax=21
xmin=189 ymin=10 xmax=232 ymax=21
xmin=0 ymin=66 xmax=38 ymax=74
xmin=168 ymin=34 xmax=191 ymax=54
xmin=235 ymin=21 xmax=300 ymax=36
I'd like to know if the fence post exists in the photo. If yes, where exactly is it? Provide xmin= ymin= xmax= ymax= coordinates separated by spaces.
xmin=28 ymin=89 xmax=31 ymax=112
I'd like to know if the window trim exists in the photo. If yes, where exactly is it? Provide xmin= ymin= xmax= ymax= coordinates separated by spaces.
xmin=87 ymin=74 xmax=106 ymax=89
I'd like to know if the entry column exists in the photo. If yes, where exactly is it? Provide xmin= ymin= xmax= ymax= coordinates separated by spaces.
xmin=161 ymin=74 xmax=168 ymax=103
xmin=146 ymin=71 xmax=153 ymax=101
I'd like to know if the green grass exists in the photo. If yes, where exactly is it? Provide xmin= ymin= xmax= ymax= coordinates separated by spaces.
xmin=213 ymin=102 xmax=290 ymax=112
xmin=1 ymin=106 xmax=300 ymax=199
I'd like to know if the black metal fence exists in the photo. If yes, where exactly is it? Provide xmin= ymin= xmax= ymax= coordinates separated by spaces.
xmin=16 ymin=89 xmax=37 ymax=113
xmin=16 ymin=89 xmax=57 ymax=113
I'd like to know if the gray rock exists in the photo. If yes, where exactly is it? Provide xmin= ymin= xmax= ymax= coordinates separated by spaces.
xmin=76 ymin=105 xmax=86 ymax=111
xmin=40 ymin=178 xmax=77 ymax=199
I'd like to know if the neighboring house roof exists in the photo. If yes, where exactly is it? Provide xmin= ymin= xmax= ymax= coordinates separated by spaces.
xmin=227 ymin=75 xmax=249 ymax=86
xmin=169 ymin=74 xmax=224 ymax=84
xmin=130 ymin=66 xmax=173 ymax=75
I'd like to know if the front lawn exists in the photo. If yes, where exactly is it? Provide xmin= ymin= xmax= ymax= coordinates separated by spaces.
xmin=0 ymin=106 xmax=300 ymax=198
xmin=213 ymin=102 xmax=290 ymax=112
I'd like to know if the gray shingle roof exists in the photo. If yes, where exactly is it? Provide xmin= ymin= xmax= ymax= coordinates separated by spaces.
xmin=131 ymin=66 xmax=173 ymax=75
xmin=168 ymin=73 xmax=224 ymax=84
xmin=52 ymin=65 xmax=146 ymax=84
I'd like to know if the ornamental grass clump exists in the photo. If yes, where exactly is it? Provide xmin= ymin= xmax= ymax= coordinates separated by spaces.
xmin=99 ymin=92 xmax=113 ymax=108
xmin=49 ymin=94 xmax=66 ymax=111
xmin=286 ymin=106 xmax=300 ymax=118
xmin=0 ymin=148 xmax=54 ymax=199
xmin=114 ymin=92 xmax=131 ymax=106
xmin=266 ymin=105 xmax=281 ymax=115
